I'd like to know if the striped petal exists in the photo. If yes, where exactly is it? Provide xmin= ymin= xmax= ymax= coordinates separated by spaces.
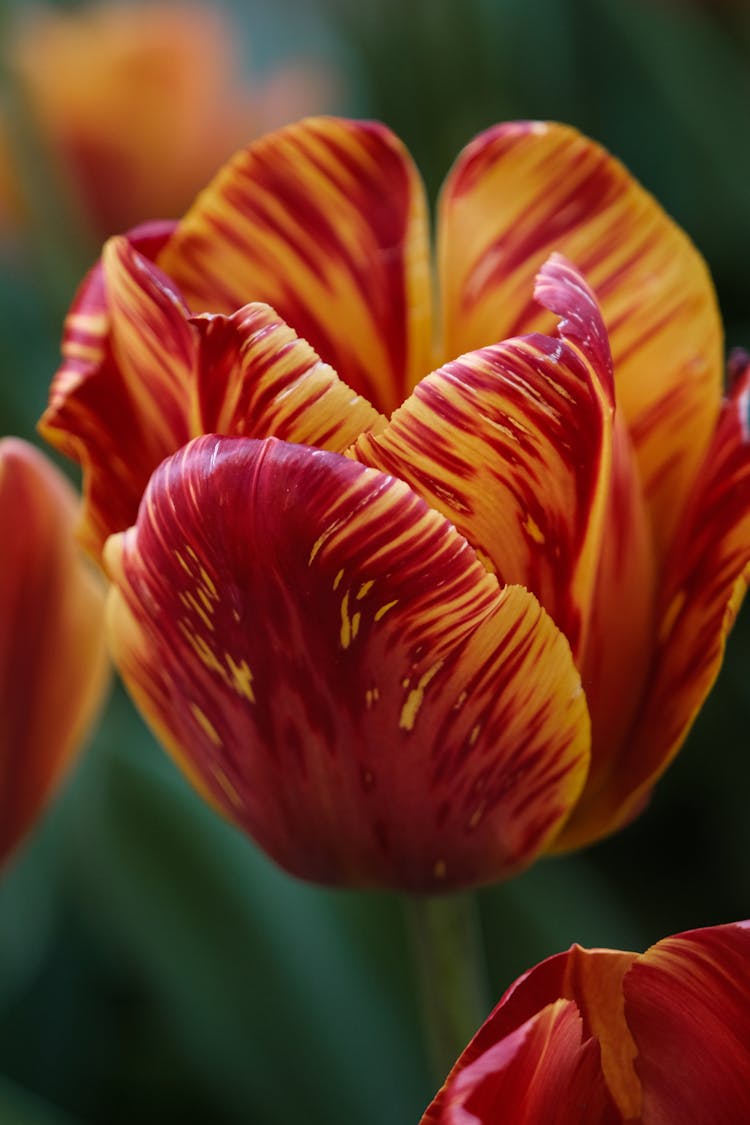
xmin=352 ymin=255 xmax=616 ymax=663
xmin=422 ymin=1001 xmax=618 ymax=1125
xmin=566 ymin=355 xmax=750 ymax=844
xmin=626 ymin=922 xmax=750 ymax=1123
xmin=39 ymin=221 xmax=181 ymax=559
xmin=438 ymin=121 xmax=723 ymax=555
xmin=452 ymin=945 xmax=640 ymax=1122
xmin=0 ymin=439 xmax=109 ymax=862
xmin=156 ymin=117 xmax=433 ymax=414
xmin=105 ymin=435 xmax=589 ymax=891
xmin=191 ymin=303 xmax=385 ymax=449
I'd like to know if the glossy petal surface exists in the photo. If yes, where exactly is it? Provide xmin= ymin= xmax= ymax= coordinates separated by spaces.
xmin=425 ymin=1001 xmax=618 ymax=1125
xmin=439 ymin=121 xmax=722 ymax=554
xmin=422 ymin=922 xmax=750 ymax=1124
xmin=157 ymin=117 xmax=433 ymax=414
xmin=106 ymin=435 xmax=589 ymax=890
xmin=0 ymin=439 xmax=109 ymax=862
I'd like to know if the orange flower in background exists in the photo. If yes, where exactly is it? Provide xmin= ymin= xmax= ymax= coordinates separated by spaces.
xmin=40 ymin=118 xmax=750 ymax=890
xmin=0 ymin=439 xmax=109 ymax=864
xmin=421 ymin=920 xmax=750 ymax=1123
xmin=0 ymin=2 xmax=336 ymax=239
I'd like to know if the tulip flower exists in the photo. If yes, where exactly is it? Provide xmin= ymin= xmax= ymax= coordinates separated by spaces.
xmin=0 ymin=438 xmax=108 ymax=863
xmin=40 ymin=118 xmax=750 ymax=890
xmin=0 ymin=2 xmax=336 ymax=240
xmin=421 ymin=919 xmax=750 ymax=1123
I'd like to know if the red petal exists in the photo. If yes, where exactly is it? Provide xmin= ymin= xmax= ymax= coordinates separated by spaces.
xmin=422 ymin=1001 xmax=619 ymax=1125
xmin=0 ymin=439 xmax=109 ymax=861
xmin=583 ymin=359 xmax=750 ymax=838
xmin=626 ymin=922 xmax=750 ymax=1123
xmin=39 ymin=221 xmax=180 ymax=559
xmin=105 ymin=435 xmax=589 ymax=891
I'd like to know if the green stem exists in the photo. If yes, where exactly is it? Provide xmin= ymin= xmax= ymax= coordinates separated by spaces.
xmin=404 ymin=892 xmax=490 ymax=1086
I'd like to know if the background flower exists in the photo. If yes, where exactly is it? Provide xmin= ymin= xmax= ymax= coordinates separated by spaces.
xmin=0 ymin=438 xmax=109 ymax=864
xmin=0 ymin=1 xmax=337 ymax=242
xmin=422 ymin=920 xmax=750 ymax=1124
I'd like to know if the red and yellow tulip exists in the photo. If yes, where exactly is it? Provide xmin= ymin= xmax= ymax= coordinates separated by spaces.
xmin=40 ymin=118 xmax=750 ymax=890
xmin=421 ymin=920 xmax=750 ymax=1123
xmin=0 ymin=2 xmax=335 ymax=240
xmin=0 ymin=439 xmax=108 ymax=863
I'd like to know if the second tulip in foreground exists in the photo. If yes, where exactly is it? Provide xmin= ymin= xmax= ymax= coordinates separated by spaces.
xmin=41 ymin=117 xmax=750 ymax=890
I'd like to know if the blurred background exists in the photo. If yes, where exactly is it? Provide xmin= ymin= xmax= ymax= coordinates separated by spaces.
xmin=1 ymin=0 xmax=749 ymax=1120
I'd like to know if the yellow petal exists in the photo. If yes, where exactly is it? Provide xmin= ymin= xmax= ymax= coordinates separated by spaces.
xmin=352 ymin=255 xmax=614 ymax=663
xmin=157 ymin=117 xmax=433 ymax=414
xmin=191 ymin=303 xmax=385 ymax=449
xmin=439 ymin=120 xmax=722 ymax=556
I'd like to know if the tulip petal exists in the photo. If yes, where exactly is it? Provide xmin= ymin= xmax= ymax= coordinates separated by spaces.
xmin=105 ymin=435 xmax=589 ymax=891
xmin=39 ymin=221 xmax=180 ymax=559
xmin=157 ymin=117 xmax=433 ymax=414
xmin=191 ymin=303 xmax=386 ymax=449
xmin=0 ymin=439 xmax=109 ymax=862
xmin=101 ymin=234 xmax=195 ymax=448
xmin=439 ymin=121 xmax=722 ymax=554
xmin=448 ymin=945 xmax=640 ymax=1121
xmin=626 ymin=922 xmax=750 ymax=1123
xmin=352 ymin=255 xmax=614 ymax=662
xmin=568 ymin=356 xmax=750 ymax=843
xmin=422 ymin=1000 xmax=619 ymax=1125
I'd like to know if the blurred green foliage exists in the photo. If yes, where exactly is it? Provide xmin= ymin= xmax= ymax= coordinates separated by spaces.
xmin=1 ymin=0 xmax=749 ymax=1120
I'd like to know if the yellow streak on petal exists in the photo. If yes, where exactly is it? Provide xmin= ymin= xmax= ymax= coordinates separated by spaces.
xmin=181 ymin=626 xmax=226 ymax=678
xmin=213 ymin=766 xmax=242 ymax=808
xmin=179 ymin=590 xmax=214 ymax=631
xmin=174 ymin=550 xmax=192 ymax=576
xmin=356 ymin=580 xmax=374 ymax=599
xmin=433 ymin=859 xmax=447 ymax=879
xmin=190 ymin=703 xmax=222 ymax=746
xmin=225 ymin=653 xmax=255 ymax=703
xmin=399 ymin=661 xmax=444 ymax=731
xmin=333 ymin=567 xmax=345 ymax=591
xmin=467 ymin=802 xmax=486 ymax=830
xmin=308 ymin=534 xmax=325 ymax=566
xmin=373 ymin=599 xmax=398 ymax=622
xmin=197 ymin=587 xmax=214 ymax=613
xmin=524 ymin=513 xmax=545 ymax=545
xmin=658 ymin=588 xmax=687 ymax=644
xmin=199 ymin=567 xmax=218 ymax=599
xmin=340 ymin=589 xmax=358 ymax=649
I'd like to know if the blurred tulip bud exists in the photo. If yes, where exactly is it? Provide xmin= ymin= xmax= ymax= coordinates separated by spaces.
xmin=0 ymin=2 xmax=338 ymax=240
xmin=0 ymin=438 xmax=109 ymax=863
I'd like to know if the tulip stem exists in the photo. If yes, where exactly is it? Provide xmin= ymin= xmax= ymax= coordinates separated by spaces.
xmin=404 ymin=892 xmax=490 ymax=1086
